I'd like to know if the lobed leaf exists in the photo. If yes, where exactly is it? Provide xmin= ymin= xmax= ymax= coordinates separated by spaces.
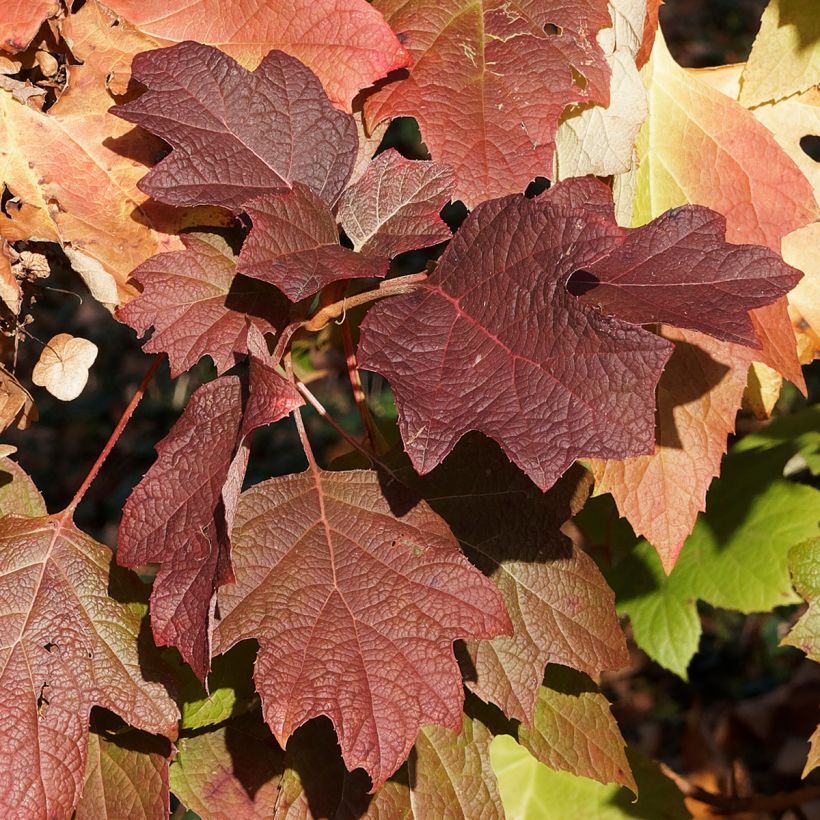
xmin=112 ymin=42 xmax=358 ymax=211
xmin=337 ymin=149 xmax=455 ymax=258
xmin=238 ymin=184 xmax=388 ymax=301
xmin=118 ymin=364 xmax=302 ymax=678
xmin=118 ymin=233 xmax=289 ymax=378
xmin=213 ymin=468 xmax=511 ymax=788
xmin=0 ymin=515 xmax=179 ymax=818
xmin=366 ymin=0 xmax=612 ymax=207
xmin=404 ymin=435 xmax=628 ymax=724
xmin=360 ymin=178 xmax=797 ymax=491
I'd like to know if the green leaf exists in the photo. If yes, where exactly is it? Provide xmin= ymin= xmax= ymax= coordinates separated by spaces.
xmin=491 ymin=736 xmax=690 ymax=819
xmin=583 ymin=408 xmax=820 ymax=678
xmin=781 ymin=538 xmax=820 ymax=663
xmin=174 ymin=642 xmax=258 ymax=730
xmin=518 ymin=667 xmax=636 ymax=793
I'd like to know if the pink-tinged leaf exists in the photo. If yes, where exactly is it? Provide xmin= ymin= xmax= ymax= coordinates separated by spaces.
xmin=638 ymin=33 xmax=818 ymax=387
xmin=359 ymin=187 xmax=674 ymax=490
xmin=0 ymin=0 xmax=58 ymax=53
xmin=0 ymin=515 xmax=179 ymax=818
xmin=119 ymin=377 xmax=243 ymax=677
xmin=118 ymin=233 xmax=289 ymax=378
xmin=518 ymin=668 xmax=635 ymax=792
xmin=119 ymin=371 xmax=303 ymax=677
xmin=590 ymin=328 xmax=756 ymax=572
xmin=213 ymin=468 xmax=511 ymax=788
xmin=337 ymin=149 xmax=455 ymax=257
xmin=575 ymin=206 xmax=803 ymax=347
xmin=76 ymin=721 xmax=171 ymax=820
xmin=408 ymin=435 xmax=628 ymax=724
xmin=102 ymin=0 xmax=410 ymax=110
xmin=237 ymin=184 xmax=388 ymax=301
xmin=365 ymin=0 xmax=612 ymax=207
xmin=111 ymin=42 xmax=358 ymax=211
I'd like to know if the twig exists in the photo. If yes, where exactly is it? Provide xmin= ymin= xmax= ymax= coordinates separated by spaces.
xmin=286 ymin=353 xmax=318 ymax=471
xmin=340 ymin=318 xmax=380 ymax=449
xmin=302 ymin=273 xmax=426 ymax=332
xmin=66 ymin=354 xmax=163 ymax=514
xmin=659 ymin=762 xmax=820 ymax=814
xmin=294 ymin=379 xmax=400 ymax=482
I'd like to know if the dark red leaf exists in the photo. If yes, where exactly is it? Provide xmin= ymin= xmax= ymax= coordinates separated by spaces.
xmin=118 ymin=364 xmax=302 ymax=678
xmin=365 ymin=0 xmax=612 ymax=207
xmin=359 ymin=179 xmax=800 ymax=489
xmin=111 ymin=42 xmax=357 ymax=210
xmin=118 ymin=233 xmax=288 ymax=378
xmin=358 ymin=184 xmax=673 ymax=490
xmin=575 ymin=207 xmax=803 ymax=347
xmin=337 ymin=149 xmax=455 ymax=257
xmin=213 ymin=468 xmax=511 ymax=788
xmin=237 ymin=184 xmax=388 ymax=301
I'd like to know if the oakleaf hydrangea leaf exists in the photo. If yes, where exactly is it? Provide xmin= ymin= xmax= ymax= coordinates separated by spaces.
xmin=119 ymin=368 xmax=302 ymax=678
xmin=366 ymin=0 xmax=612 ymax=206
xmin=111 ymin=42 xmax=357 ymax=210
xmin=0 ymin=515 xmax=179 ymax=818
xmin=118 ymin=233 xmax=288 ymax=378
xmin=213 ymin=468 xmax=511 ymax=788
xmin=360 ymin=179 xmax=798 ymax=490
xmin=238 ymin=183 xmax=387 ymax=301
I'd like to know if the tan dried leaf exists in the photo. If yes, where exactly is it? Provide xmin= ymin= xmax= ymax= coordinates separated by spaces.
xmin=32 ymin=333 xmax=98 ymax=401
xmin=0 ymin=244 xmax=22 ymax=313
xmin=0 ymin=364 xmax=36 ymax=431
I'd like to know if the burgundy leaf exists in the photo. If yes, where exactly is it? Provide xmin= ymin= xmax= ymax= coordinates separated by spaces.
xmin=359 ymin=179 xmax=800 ymax=489
xmin=118 ymin=233 xmax=288 ymax=378
xmin=337 ymin=149 xmax=455 ymax=257
xmin=408 ymin=435 xmax=629 ymax=724
xmin=213 ymin=468 xmax=511 ymax=788
xmin=119 ymin=367 xmax=302 ymax=678
xmin=237 ymin=183 xmax=387 ymax=301
xmin=575 ymin=207 xmax=803 ymax=347
xmin=111 ymin=42 xmax=357 ymax=210
xmin=0 ymin=515 xmax=178 ymax=818
xmin=358 ymin=185 xmax=673 ymax=490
